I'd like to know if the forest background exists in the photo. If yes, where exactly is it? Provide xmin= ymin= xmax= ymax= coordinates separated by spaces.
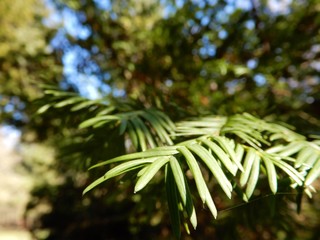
xmin=0 ymin=0 xmax=320 ymax=239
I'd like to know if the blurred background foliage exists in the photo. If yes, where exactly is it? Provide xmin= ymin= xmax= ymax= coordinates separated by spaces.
xmin=0 ymin=0 xmax=61 ymax=131
xmin=0 ymin=0 xmax=320 ymax=239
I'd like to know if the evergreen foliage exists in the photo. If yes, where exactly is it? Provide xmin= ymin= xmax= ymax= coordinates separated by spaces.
xmin=39 ymin=89 xmax=320 ymax=238
xmin=1 ymin=0 xmax=320 ymax=239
